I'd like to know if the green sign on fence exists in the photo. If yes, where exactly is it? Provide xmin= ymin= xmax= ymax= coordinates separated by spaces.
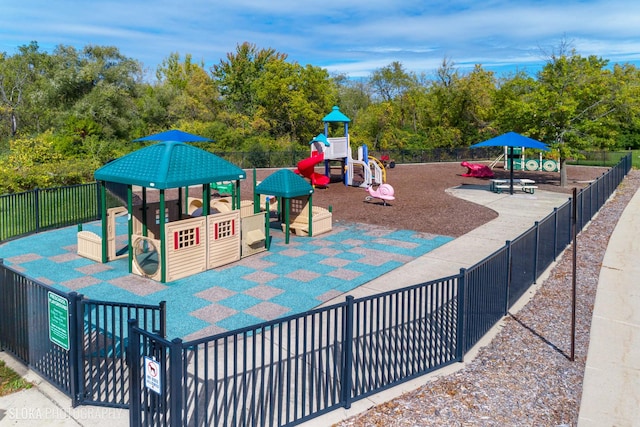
xmin=48 ymin=292 xmax=70 ymax=350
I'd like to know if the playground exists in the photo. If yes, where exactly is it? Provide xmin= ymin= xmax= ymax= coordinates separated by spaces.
xmin=242 ymin=162 xmax=607 ymax=238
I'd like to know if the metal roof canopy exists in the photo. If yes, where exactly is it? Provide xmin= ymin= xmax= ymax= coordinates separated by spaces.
xmin=255 ymin=169 xmax=313 ymax=198
xmin=254 ymin=169 xmax=314 ymax=244
xmin=322 ymin=106 xmax=351 ymax=123
xmin=95 ymin=141 xmax=245 ymax=188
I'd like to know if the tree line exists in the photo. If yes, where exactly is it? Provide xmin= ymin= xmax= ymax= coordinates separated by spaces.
xmin=1 ymin=39 xmax=639 ymax=193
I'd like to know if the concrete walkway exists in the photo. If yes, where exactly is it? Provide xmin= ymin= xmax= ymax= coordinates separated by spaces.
xmin=577 ymin=186 xmax=640 ymax=426
xmin=0 ymin=184 xmax=636 ymax=426
xmin=322 ymin=185 xmax=570 ymax=303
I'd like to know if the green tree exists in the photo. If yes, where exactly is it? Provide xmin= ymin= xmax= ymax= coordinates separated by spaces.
xmin=45 ymin=44 xmax=143 ymax=150
xmin=0 ymin=132 xmax=94 ymax=193
xmin=154 ymin=53 xmax=219 ymax=122
xmin=211 ymin=42 xmax=287 ymax=117
xmin=493 ymin=71 xmax=540 ymax=135
xmin=253 ymin=61 xmax=335 ymax=144
xmin=369 ymin=61 xmax=416 ymax=102
xmin=332 ymin=73 xmax=372 ymax=123
xmin=608 ymin=63 xmax=640 ymax=149
xmin=533 ymin=47 xmax=618 ymax=185
xmin=0 ymin=42 xmax=50 ymax=138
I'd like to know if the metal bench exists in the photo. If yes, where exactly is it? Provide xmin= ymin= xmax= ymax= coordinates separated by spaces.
xmin=494 ymin=184 xmax=538 ymax=194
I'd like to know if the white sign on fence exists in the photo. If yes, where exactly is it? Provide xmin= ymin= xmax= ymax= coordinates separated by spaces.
xmin=144 ymin=356 xmax=162 ymax=395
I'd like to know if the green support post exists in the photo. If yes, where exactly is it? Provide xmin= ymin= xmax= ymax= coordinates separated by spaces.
xmin=141 ymin=187 xmax=148 ymax=236
xmin=264 ymin=200 xmax=271 ymax=250
xmin=284 ymin=198 xmax=290 ymax=244
xmin=253 ymin=169 xmax=259 ymax=214
xmin=100 ymin=181 xmax=108 ymax=263
xmin=234 ymin=180 xmax=240 ymax=210
xmin=308 ymin=195 xmax=313 ymax=237
xmin=159 ymin=190 xmax=166 ymax=283
xmin=202 ymin=184 xmax=210 ymax=216
xmin=127 ymin=186 xmax=133 ymax=273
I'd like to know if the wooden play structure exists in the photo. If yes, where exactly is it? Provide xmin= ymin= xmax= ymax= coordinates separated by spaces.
xmin=286 ymin=197 xmax=333 ymax=237
xmin=253 ymin=169 xmax=333 ymax=244
xmin=77 ymin=140 xmax=269 ymax=283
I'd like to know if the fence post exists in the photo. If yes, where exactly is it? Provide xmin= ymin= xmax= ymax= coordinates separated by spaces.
xmin=552 ymin=208 xmax=559 ymax=261
xmin=456 ymin=268 xmax=466 ymax=361
xmin=169 ymin=338 xmax=183 ymax=427
xmin=159 ymin=301 xmax=167 ymax=338
xmin=533 ymin=222 xmax=539 ymax=284
xmin=128 ymin=319 xmax=142 ymax=427
xmin=69 ymin=292 xmax=84 ymax=407
xmin=504 ymin=240 xmax=512 ymax=314
xmin=341 ymin=295 xmax=354 ymax=409
xmin=34 ymin=188 xmax=40 ymax=233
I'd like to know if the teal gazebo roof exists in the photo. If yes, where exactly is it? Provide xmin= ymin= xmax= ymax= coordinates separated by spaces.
xmin=322 ymin=106 xmax=351 ymax=123
xmin=95 ymin=141 xmax=245 ymax=189
xmin=255 ymin=170 xmax=313 ymax=198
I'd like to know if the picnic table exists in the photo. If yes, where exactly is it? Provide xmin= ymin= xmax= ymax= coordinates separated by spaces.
xmin=490 ymin=178 xmax=538 ymax=194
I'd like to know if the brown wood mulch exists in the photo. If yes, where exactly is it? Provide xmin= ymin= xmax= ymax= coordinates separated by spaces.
xmin=328 ymin=167 xmax=638 ymax=427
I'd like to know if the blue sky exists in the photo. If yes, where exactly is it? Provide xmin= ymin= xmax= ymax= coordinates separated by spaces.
xmin=2 ymin=0 xmax=639 ymax=80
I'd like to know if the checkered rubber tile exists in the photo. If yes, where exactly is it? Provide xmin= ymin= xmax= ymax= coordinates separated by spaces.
xmin=0 ymin=222 xmax=453 ymax=340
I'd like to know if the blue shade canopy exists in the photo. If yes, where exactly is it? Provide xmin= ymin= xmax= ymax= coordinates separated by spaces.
xmin=471 ymin=132 xmax=550 ymax=195
xmin=133 ymin=129 xmax=213 ymax=143
xmin=470 ymin=132 xmax=550 ymax=151
xmin=95 ymin=141 xmax=245 ymax=189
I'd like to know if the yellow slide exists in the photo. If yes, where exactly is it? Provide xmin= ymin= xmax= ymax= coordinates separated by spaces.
xmin=368 ymin=156 xmax=387 ymax=183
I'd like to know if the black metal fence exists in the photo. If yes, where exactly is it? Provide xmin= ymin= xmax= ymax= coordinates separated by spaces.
xmin=0 ymin=183 xmax=101 ymax=242
xmin=0 ymin=261 xmax=166 ymax=407
xmin=127 ymin=154 xmax=631 ymax=426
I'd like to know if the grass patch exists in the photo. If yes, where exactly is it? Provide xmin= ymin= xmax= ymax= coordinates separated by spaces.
xmin=0 ymin=360 xmax=32 ymax=396
xmin=567 ymin=150 xmax=639 ymax=169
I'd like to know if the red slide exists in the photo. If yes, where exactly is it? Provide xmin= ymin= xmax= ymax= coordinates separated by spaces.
xmin=295 ymin=152 xmax=330 ymax=187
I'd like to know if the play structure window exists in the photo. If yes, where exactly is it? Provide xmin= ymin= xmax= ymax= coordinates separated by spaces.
xmin=155 ymin=208 xmax=169 ymax=225
xmin=175 ymin=228 xmax=200 ymax=250
xmin=290 ymin=198 xmax=305 ymax=212
xmin=214 ymin=220 xmax=235 ymax=240
xmin=133 ymin=238 xmax=159 ymax=277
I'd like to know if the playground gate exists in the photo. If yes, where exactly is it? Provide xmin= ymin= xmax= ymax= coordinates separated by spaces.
xmin=0 ymin=263 xmax=165 ymax=408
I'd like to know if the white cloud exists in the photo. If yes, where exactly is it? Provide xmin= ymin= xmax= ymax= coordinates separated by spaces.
xmin=1 ymin=0 xmax=639 ymax=79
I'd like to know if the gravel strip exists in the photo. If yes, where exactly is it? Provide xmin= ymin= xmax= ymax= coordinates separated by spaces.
xmin=336 ymin=170 xmax=640 ymax=427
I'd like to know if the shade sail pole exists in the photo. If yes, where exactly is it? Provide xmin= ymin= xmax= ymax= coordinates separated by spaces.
xmin=509 ymin=146 xmax=514 ymax=195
